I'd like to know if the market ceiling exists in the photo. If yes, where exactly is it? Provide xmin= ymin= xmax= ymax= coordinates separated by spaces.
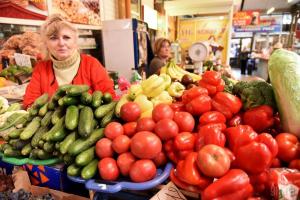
xmin=163 ymin=0 xmax=300 ymax=16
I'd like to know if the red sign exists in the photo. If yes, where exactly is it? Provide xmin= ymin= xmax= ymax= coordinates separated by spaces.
xmin=233 ymin=11 xmax=260 ymax=26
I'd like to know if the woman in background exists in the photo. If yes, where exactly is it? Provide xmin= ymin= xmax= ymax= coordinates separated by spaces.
xmin=23 ymin=14 xmax=115 ymax=108
xmin=148 ymin=38 xmax=171 ymax=77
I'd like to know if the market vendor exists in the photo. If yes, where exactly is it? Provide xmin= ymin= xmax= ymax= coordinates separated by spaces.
xmin=148 ymin=38 xmax=171 ymax=77
xmin=23 ymin=14 xmax=115 ymax=108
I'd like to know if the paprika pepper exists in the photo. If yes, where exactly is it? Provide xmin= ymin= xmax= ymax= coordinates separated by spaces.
xmin=198 ymin=71 xmax=224 ymax=96
xmin=228 ymin=113 xmax=243 ymax=127
xmin=169 ymin=168 xmax=202 ymax=193
xmin=182 ymin=87 xmax=208 ymax=104
xmin=212 ymin=92 xmax=242 ymax=119
xmin=202 ymin=169 xmax=252 ymax=200
xmin=243 ymin=105 xmax=274 ymax=133
xmin=174 ymin=132 xmax=195 ymax=151
xmin=185 ymin=95 xmax=212 ymax=116
xmin=176 ymin=152 xmax=212 ymax=186
xmin=199 ymin=111 xmax=226 ymax=126
xmin=275 ymin=133 xmax=299 ymax=162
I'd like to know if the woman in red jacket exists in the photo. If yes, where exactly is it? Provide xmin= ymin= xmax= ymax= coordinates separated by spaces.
xmin=23 ymin=14 xmax=115 ymax=108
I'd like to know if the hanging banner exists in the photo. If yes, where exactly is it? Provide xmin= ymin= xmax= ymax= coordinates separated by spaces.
xmin=234 ymin=15 xmax=282 ymax=33
xmin=178 ymin=17 xmax=229 ymax=64
xmin=233 ymin=11 xmax=260 ymax=26
xmin=52 ymin=0 xmax=101 ymax=25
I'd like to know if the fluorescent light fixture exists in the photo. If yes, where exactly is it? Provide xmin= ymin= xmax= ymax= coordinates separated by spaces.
xmin=288 ymin=0 xmax=294 ymax=3
xmin=219 ymin=16 xmax=224 ymax=20
xmin=267 ymin=7 xmax=275 ymax=14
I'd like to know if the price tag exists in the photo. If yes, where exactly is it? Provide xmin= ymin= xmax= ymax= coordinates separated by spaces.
xmin=150 ymin=182 xmax=187 ymax=200
xmin=14 ymin=53 xmax=32 ymax=67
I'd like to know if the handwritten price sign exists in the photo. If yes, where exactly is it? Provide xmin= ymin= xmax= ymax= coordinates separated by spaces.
xmin=150 ymin=182 xmax=187 ymax=200
xmin=14 ymin=53 xmax=32 ymax=67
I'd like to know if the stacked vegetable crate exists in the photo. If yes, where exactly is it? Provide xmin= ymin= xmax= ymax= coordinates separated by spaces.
xmin=0 ymin=84 xmax=117 ymax=180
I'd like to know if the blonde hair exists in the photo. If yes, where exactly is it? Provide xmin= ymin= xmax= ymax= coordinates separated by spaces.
xmin=40 ymin=14 xmax=78 ymax=59
xmin=153 ymin=38 xmax=171 ymax=56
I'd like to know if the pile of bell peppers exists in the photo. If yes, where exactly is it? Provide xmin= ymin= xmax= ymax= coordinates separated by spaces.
xmin=163 ymin=70 xmax=300 ymax=199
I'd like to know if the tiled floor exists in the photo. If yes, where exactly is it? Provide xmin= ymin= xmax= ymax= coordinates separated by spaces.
xmin=230 ymin=67 xmax=265 ymax=82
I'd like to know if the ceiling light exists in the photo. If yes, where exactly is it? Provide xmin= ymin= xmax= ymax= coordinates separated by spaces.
xmin=288 ymin=0 xmax=294 ymax=3
xmin=267 ymin=7 xmax=275 ymax=14
xmin=219 ymin=16 xmax=224 ymax=20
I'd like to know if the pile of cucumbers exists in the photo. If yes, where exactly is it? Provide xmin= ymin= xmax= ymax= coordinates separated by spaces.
xmin=0 ymin=84 xmax=117 ymax=180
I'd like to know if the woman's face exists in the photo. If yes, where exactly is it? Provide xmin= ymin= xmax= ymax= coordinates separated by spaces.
xmin=158 ymin=41 xmax=170 ymax=58
xmin=46 ymin=28 xmax=77 ymax=60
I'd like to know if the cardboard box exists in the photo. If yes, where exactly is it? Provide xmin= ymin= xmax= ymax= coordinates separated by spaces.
xmin=13 ymin=170 xmax=89 ymax=200
xmin=22 ymin=164 xmax=89 ymax=196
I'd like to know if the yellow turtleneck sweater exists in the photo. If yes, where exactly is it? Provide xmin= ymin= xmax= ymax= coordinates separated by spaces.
xmin=50 ymin=50 xmax=81 ymax=86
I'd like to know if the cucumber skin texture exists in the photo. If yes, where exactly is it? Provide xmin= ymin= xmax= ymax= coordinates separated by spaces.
xmin=78 ymin=106 xmax=94 ymax=138
xmin=67 ymin=164 xmax=81 ymax=177
xmin=81 ymin=92 xmax=92 ymax=105
xmin=65 ymin=105 xmax=79 ymax=131
xmin=92 ymin=91 xmax=103 ymax=108
xmin=60 ymin=132 xmax=77 ymax=154
xmin=68 ymin=128 xmax=104 ymax=156
xmin=75 ymin=146 xmax=95 ymax=167
xmin=81 ymin=159 xmax=98 ymax=179
xmin=20 ymin=117 xmax=41 ymax=140
xmin=94 ymin=101 xmax=116 ymax=119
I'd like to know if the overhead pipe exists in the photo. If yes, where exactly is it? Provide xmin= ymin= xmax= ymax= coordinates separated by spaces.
xmin=240 ymin=0 xmax=245 ymax=11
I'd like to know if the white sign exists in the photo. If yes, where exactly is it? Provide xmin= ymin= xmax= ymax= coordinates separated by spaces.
xmin=150 ymin=182 xmax=187 ymax=200
xmin=14 ymin=53 xmax=32 ymax=67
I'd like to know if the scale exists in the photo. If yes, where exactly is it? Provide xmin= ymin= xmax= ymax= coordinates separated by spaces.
xmin=188 ymin=42 xmax=209 ymax=74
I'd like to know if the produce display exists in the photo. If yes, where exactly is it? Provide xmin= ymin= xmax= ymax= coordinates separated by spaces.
xmin=1 ymin=49 xmax=300 ymax=199
xmin=0 ymin=189 xmax=54 ymax=200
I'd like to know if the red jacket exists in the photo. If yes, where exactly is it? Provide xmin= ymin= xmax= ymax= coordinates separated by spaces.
xmin=23 ymin=54 xmax=115 ymax=108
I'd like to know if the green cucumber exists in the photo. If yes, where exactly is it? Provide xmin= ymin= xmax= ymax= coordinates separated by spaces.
xmin=67 ymin=164 xmax=81 ymax=177
xmin=63 ymin=154 xmax=74 ymax=165
xmin=4 ymin=148 xmax=21 ymax=157
xmin=94 ymin=101 xmax=117 ymax=119
xmin=51 ymin=107 xmax=64 ymax=125
xmin=20 ymin=117 xmax=41 ymax=140
xmin=38 ymin=103 xmax=48 ymax=117
xmin=100 ymin=110 xmax=115 ymax=128
xmin=41 ymin=111 xmax=53 ymax=127
xmin=28 ymin=106 xmax=39 ymax=116
xmin=75 ymin=146 xmax=95 ymax=167
xmin=8 ymin=128 xmax=24 ymax=139
xmin=68 ymin=128 xmax=104 ymax=156
xmin=31 ymin=126 xmax=48 ymax=148
xmin=47 ymin=98 xmax=57 ymax=110
xmin=49 ymin=127 xmax=68 ymax=142
xmin=102 ymin=92 xmax=113 ymax=104
xmin=7 ymin=103 xmax=22 ymax=112
xmin=92 ymin=91 xmax=103 ymax=108
xmin=29 ymin=149 xmax=40 ymax=159
xmin=78 ymin=106 xmax=94 ymax=137
xmin=66 ymin=85 xmax=90 ymax=96
xmin=43 ymin=117 xmax=65 ymax=141
xmin=80 ymin=92 xmax=92 ymax=105
xmin=60 ymin=131 xmax=77 ymax=154
xmin=21 ymin=143 xmax=32 ymax=156
xmin=37 ymin=149 xmax=52 ymax=160
xmin=55 ymin=142 xmax=60 ymax=150
xmin=32 ymin=93 xmax=49 ymax=108
xmin=58 ymin=96 xmax=79 ymax=107
xmin=38 ymin=140 xmax=45 ymax=149
xmin=43 ymin=142 xmax=54 ymax=153
xmin=81 ymin=159 xmax=98 ymax=179
xmin=10 ymin=139 xmax=29 ymax=150
xmin=65 ymin=105 xmax=79 ymax=130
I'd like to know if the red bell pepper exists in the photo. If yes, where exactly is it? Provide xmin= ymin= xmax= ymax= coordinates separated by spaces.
xmin=182 ymin=87 xmax=208 ymax=104
xmin=243 ymin=105 xmax=274 ymax=133
xmin=185 ymin=95 xmax=212 ymax=116
xmin=198 ymin=71 xmax=224 ymax=96
xmin=195 ymin=123 xmax=227 ymax=151
xmin=249 ymin=171 xmax=268 ymax=193
xmin=230 ymin=127 xmax=278 ymax=174
xmin=199 ymin=111 xmax=226 ymax=126
xmin=164 ymin=138 xmax=194 ymax=163
xmin=169 ymin=102 xmax=186 ymax=112
xmin=176 ymin=152 xmax=212 ymax=186
xmin=174 ymin=132 xmax=195 ymax=151
xmin=271 ymin=157 xmax=282 ymax=168
xmin=164 ymin=140 xmax=179 ymax=164
xmin=202 ymin=169 xmax=252 ymax=200
xmin=169 ymin=168 xmax=202 ymax=193
xmin=289 ymin=159 xmax=300 ymax=171
xmin=228 ymin=113 xmax=243 ymax=127
xmin=275 ymin=133 xmax=299 ymax=162
xmin=212 ymin=92 xmax=242 ymax=119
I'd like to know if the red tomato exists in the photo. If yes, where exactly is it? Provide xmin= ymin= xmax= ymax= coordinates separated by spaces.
xmin=173 ymin=112 xmax=195 ymax=132
xmin=120 ymin=102 xmax=141 ymax=122
xmin=197 ymin=144 xmax=231 ymax=178
xmin=129 ymin=159 xmax=157 ymax=182
xmin=95 ymin=138 xmax=114 ymax=158
xmin=154 ymin=119 xmax=179 ymax=141
xmin=123 ymin=122 xmax=137 ymax=137
xmin=275 ymin=133 xmax=299 ymax=162
xmin=152 ymin=151 xmax=167 ymax=167
xmin=104 ymin=122 xmax=124 ymax=140
xmin=130 ymin=131 xmax=162 ymax=159
xmin=117 ymin=152 xmax=136 ymax=176
xmin=136 ymin=117 xmax=156 ymax=132
xmin=112 ymin=135 xmax=131 ymax=154
xmin=98 ymin=158 xmax=120 ymax=181
xmin=152 ymin=104 xmax=174 ymax=122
